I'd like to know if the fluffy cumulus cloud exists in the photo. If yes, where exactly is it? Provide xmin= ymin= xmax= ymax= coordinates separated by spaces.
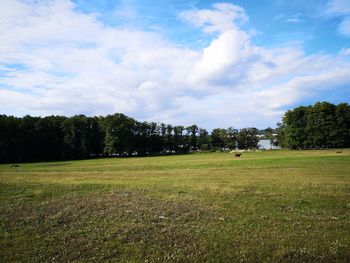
xmin=0 ymin=0 xmax=350 ymax=129
xmin=0 ymin=0 xmax=198 ymax=116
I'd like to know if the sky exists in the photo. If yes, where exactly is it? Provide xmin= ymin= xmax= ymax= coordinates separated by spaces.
xmin=0 ymin=0 xmax=350 ymax=129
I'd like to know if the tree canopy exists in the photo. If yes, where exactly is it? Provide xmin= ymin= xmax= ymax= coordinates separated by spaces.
xmin=0 ymin=113 xmax=258 ymax=163
xmin=1 ymin=101 xmax=348 ymax=163
xmin=276 ymin=102 xmax=350 ymax=149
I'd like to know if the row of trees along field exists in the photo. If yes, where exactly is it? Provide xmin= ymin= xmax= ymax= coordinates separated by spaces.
xmin=276 ymin=102 xmax=350 ymax=149
xmin=0 ymin=113 xmax=259 ymax=163
xmin=1 ymin=101 xmax=349 ymax=163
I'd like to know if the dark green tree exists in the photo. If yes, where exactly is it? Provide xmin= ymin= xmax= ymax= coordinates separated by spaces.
xmin=237 ymin=128 xmax=258 ymax=149
xmin=226 ymin=127 xmax=238 ymax=149
xmin=283 ymin=106 xmax=310 ymax=149
xmin=103 ymin=113 xmax=135 ymax=156
xmin=334 ymin=103 xmax=350 ymax=148
xmin=306 ymin=102 xmax=336 ymax=148
xmin=277 ymin=102 xmax=350 ymax=149
xmin=186 ymin=125 xmax=198 ymax=151
xmin=211 ymin=128 xmax=225 ymax=149
xmin=198 ymin=128 xmax=209 ymax=150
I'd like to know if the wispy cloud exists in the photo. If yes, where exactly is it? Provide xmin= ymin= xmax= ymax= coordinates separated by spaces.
xmin=325 ymin=0 xmax=350 ymax=37
xmin=338 ymin=17 xmax=350 ymax=36
xmin=285 ymin=13 xmax=304 ymax=23
xmin=339 ymin=47 xmax=350 ymax=55
xmin=179 ymin=3 xmax=249 ymax=33
xmin=326 ymin=0 xmax=350 ymax=16
xmin=274 ymin=13 xmax=304 ymax=23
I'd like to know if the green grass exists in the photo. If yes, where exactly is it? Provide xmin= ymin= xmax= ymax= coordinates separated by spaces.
xmin=0 ymin=150 xmax=349 ymax=262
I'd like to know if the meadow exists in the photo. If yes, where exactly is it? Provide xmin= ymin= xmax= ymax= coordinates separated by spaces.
xmin=0 ymin=150 xmax=349 ymax=262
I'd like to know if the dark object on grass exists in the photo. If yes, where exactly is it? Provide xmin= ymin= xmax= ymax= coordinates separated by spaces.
xmin=336 ymin=149 xmax=343 ymax=154
xmin=10 ymin=164 xmax=19 ymax=167
xmin=235 ymin=153 xmax=242 ymax=158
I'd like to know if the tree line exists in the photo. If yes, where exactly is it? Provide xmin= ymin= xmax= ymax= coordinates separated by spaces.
xmin=276 ymin=102 xmax=350 ymax=149
xmin=0 ymin=113 xmax=259 ymax=163
xmin=1 ymin=101 xmax=349 ymax=163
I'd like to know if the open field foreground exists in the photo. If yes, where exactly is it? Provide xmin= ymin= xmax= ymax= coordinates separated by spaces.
xmin=1 ymin=150 xmax=350 ymax=262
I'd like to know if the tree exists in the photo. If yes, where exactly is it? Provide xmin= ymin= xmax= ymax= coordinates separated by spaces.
xmin=16 ymin=115 xmax=41 ymax=162
xmin=306 ymin=102 xmax=336 ymax=148
xmin=275 ymin=122 xmax=285 ymax=147
xmin=283 ymin=106 xmax=310 ymax=149
xmin=186 ymin=125 xmax=198 ymax=151
xmin=277 ymin=102 xmax=350 ymax=149
xmin=211 ymin=128 xmax=226 ymax=149
xmin=198 ymin=128 xmax=209 ymax=150
xmin=34 ymin=116 xmax=65 ymax=161
xmin=103 ymin=113 xmax=135 ymax=156
xmin=173 ymin=125 xmax=184 ymax=152
xmin=237 ymin=128 xmax=258 ymax=150
xmin=160 ymin=123 xmax=168 ymax=152
xmin=226 ymin=127 xmax=238 ymax=149
xmin=149 ymin=122 xmax=162 ymax=154
xmin=61 ymin=115 xmax=92 ymax=159
xmin=2 ymin=100 xmax=348 ymax=163
xmin=334 ymin=103 xmax=350 ymax=148
xmin=166 ymin=125 xmax=174 ymax=152
xmin=0 ymin=115 xmax=20 ymax=163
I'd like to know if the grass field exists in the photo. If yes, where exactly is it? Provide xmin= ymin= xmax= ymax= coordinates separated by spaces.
xmin=0 ymin=150 xmax=349 ymax=262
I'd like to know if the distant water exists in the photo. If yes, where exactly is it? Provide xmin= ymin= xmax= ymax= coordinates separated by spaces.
xmin=258 ymin=139 xmax=281 ymax=150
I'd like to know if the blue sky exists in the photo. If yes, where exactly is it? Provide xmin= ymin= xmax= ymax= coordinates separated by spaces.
xmin=0 ymin=0 xmax=350 ymax=129
xmin=72 ymin=0 xmax=350 ymax=52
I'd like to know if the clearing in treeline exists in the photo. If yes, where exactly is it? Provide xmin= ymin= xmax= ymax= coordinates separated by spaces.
xmin=0 ymin=150 xmax=349 ymax=262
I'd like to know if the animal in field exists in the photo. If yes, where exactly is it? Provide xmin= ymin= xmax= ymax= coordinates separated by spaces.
xmin=235 ymin=153 xmax=242 ymax=158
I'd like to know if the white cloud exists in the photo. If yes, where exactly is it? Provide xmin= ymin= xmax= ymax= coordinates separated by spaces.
xmin=179 ymin=3 xmax=248 ymax=33
xmin=339 ymin=48 xmax=350 ymax=55
xmin=326 ymin=0 xmax=350 ymax=16
xmin=0 ymin=0 xmax=198 ymax=116
xmin=285 ymin=13 xmax=304 ymax=23
xmin=338 ymin=17 xmax=350 ymax=36
xmin=285 ymin=17 xmax=303 ymax=23
xmin=0 ymin=1 xmax=350 ymax=129
xmin=189 ymin=29 xmax=251 ymax=86
xmin=325 ymin=0 xmax=350 ymax=37
xmin=180 ymin=4 xmax=253 ymax=86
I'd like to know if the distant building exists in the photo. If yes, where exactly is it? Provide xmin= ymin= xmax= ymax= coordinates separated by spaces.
xmin=258 ymin=139 xmax=281 ymax=150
